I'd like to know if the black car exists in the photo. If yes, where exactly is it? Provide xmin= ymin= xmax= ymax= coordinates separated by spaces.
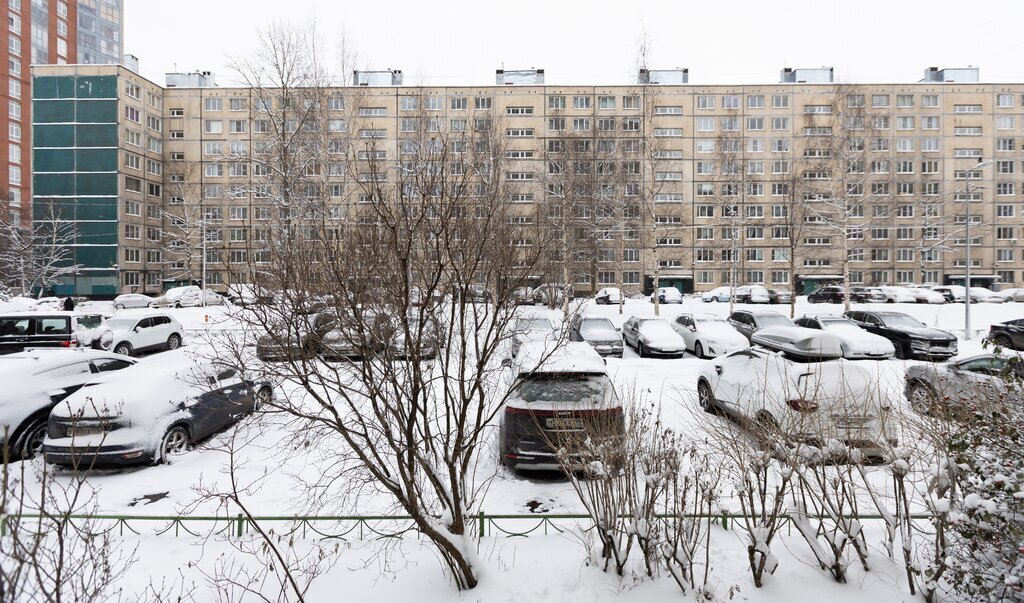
xmin=808 ymin=286 xmax=846 ymax=304
xmin=843 ymin=310 xmax=958 ymax=360
xmin=568 ymin=314 xmax=624 ymax=357
xmin=43 ymin=354 xmax=272 ymax=467
xmin=0 ymin=312 xmax=113 ymax=355
xmin=988 ymin=319 xmax=1024 ymax=351
xmin=850 ymin=287 xmax=885 ymax=303
xmin=767 ymin=289 xmax=793 ymax=305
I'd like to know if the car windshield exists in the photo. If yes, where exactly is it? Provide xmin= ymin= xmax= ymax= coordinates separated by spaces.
xmin=516 ymin=374 xmax=613 ymax=404
xmin=106 ymin=318 xmax=137 ymax=330
xmin=580 ymin=318 xmax=615 ymax=336
xmin=821 ymin=320 xmax=862 ymax=334
xmin=878 ymin=314 xmax=925 ymax=328
xmin=77 ymin=315 xmax=104 ymax=329
xmin=757 ymin=314 xmax=793 ymax=327
xmin=520 ymin=318 xmax=553 ymax=331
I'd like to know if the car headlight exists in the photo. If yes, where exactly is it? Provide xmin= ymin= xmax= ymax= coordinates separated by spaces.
xmin=910 ymin=339 xmax=928 ymax=351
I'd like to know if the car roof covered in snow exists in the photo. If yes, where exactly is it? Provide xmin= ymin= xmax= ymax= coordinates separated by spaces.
xmin=751 ymin=326 xmax=843 ymax=359
xmin=0 ymin=348 xmax=134 ymax=374
xmin=514 ymin=341 xmax=606 ymax=376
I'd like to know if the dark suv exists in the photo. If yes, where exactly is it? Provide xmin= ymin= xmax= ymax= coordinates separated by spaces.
xmin=988 ymin=319 xmax=1024 ymax=351
xmin=808 ymin=286 xmax=845 ymax=304
xmin=0 ymin=312 xmax=113 ymax=355
xmin=844 ymin=310 xmax=957 ymax=360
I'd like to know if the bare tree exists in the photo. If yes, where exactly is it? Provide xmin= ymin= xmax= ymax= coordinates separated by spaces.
xmin=0 ymin=202 xmax=80 ymax=296
xmin=162 ymin=159 xmax=209 ymax=286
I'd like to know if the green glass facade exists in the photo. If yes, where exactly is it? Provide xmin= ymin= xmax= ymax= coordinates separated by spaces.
xmin=32 ymin=74 xmax=119 ymax=296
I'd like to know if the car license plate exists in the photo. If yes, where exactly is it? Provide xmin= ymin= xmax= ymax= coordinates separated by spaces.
xmin=68 ymin=425 xmax=107 ymax=437
xmin=929 ymin=346 xmax=949 ymax=353
xmin=546 ymin=417 xmax=584 ymax=430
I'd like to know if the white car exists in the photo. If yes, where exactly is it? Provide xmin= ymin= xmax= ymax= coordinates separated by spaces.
xmin=509 ymin=316 xmax=558 ymax=357
xmin=671 ymin=313 xmax=747 ymax=358
xmin=794 ymin=315 xmax=896 ymax=359
xmin=734 ymin=285 xmax=771 ymax=304
xmin=652 ymin=287 xmax=683 ymax=304
xmin=996 ymin=288 xmax=1024 ymax=302
xmin=621 ymin=316 xmax=687 ymax=357
xmin=696 ymin=328 xmax=894 ymax=459
xmin=905 ymin=287 xmax=946 ymax=304
xmin=0 ymin=349 xmax=136 ymax=459
xmin=594 ymin=287 xmax=622 ymax=305
xmin=105 ymin=314 xmax=185 ymax=357
xmin=878 ymin=286 xmax=917 ymax=304
xmin=932 ymin=285 xmax=966 ymax=303
xmin=969 ymin=287 xmax=1004 ymax=303
xmin=701 ymin=286 xmax=732 ymax=303
xmin=113 ymin=293 xmax=155 ymax=310
xmin=149 ymin=286 xmax=226 ymax=308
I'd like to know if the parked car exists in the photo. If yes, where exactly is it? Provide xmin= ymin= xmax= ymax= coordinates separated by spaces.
xmin=226 ymin=284 xmax=274 ymax=307
xmin=670 ymin=313 xmax=747 ymax=358
xmin=256 ymin=312 xmax=338 ymax=361
xmin=43 ymin=351 xmax=272 ymax=467
xmin=458 ymin=284 xmax=492 ymax=304
xmin=105 ymin=314 xmax=184 ymax=357
xmin=701 ymin=287 xmax=732 ymax=303
xmin=315 ymin=311 xmax=398 ymax=361
xmin=843 ymin=310 xmax=957 ymax=360
xmin=0 ymin=312 xmax=113 ymax=355
xmin=794 ymin=315 xmax=896 ymax=359
xmin=621 ymin=316 xmax=686 ymax=358
xmin=727 ymin=309 xmax=796 ymax=343
xmin=379 ymin=313 xmax=444 ymax=360
xmin=112 ymin=294 xmax=154 ymax=310
xmin=512 ymin=286 xmax=535 ymax=306
xmin=733 ymin=285 xmax=770 ymax=304
xmin=850 ymin=287 xmax=885 ymax=303
xmin=987 ymin=319 xmax=1024 ymax=350
xmin=808 ymin=286 xmax=846 ymax=304
xmin=532 ymin=283 xmax=573 ymax=307
xmin=932 ymin=286 xmax=966 ymax=303
xmin=767 ymin=289 xmax=793 ymax=305
xmin=651 ymin=287 xmax=683 ymax=304
xmin=997 ymin=288 xmax=1024 ymax=302
xmin=0 ymin=349 xmax=136 ymax=460
xmin=696 ymin=330 xmax=894 ymax=460
xmin=509 ymin=316 xmax=559 ymax=357
xmin=594 ymin=287 xmax=622 ymax=305
xmin=879 ymin=286 xmax=917 ymax=304
xmin=905 ymin=354 xmax=1024 ymax=416
xmin=969 ymin=287 xmax=1004 ymax=304
xmin=35 ymin=297 xmax=64 ymax=310
xmin=905 ymin=287 xmax=946 ymax=304
xmin=499 ymin=342 xmax=623 ymax=471
xmin=569 ymin=314 xmax=623 ymax=357
xmin=149 ymin=286 xmax=224 ymax=308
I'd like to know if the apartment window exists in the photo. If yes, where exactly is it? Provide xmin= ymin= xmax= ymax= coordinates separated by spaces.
xmin=426 ymin=97 xmax=443 ymax=111
xmin=124 ymin=153 xmax=141 ymax=170
xmin=506 ymin=128 xmax=534 ymax=138
xmin=622 ymin=272 xmax=640 ymax=286
xmin=772 ymin=117 xmax=789 ymax=130
xmin=771 ymin=94 xmax=789 ymax=108
xmin=922 ymin=138 xmax=940 ymax=152
xmin=618 ymin=95 xmax=637 ymax=109
xmin=998 ymin=94 xmax=1015 ymax=108
xmin=654 ymin=128 xmax=682 ymax=137
xmin=696 ymin=227 xmax=714 ymax=240
xmin=998 ymin=249 xmax=1015 ymax=262
xmin=955 ymin=127 xmax=982 ymax=136
xmin=997 ymin=116 xmax=1015 ymax=130
xmin=896 ymin=94 xmax=914 ymax=108
xmin=597 ymin=118 xmax=615 ymax=131
xmin=997 ymin=227 xmax=1015 ymax=240
xmin=747 ymin=117 xmax=764 ymax=130
xmin=146 ymin=159 xmax=161 ymax=176
xmin=572 ymin=96 xmax=591 ymax=109
xmin=622 ymin=117 xmax=640 ymax=131
xmin=721 ymin=117 xmax=739 ymax=131
xmin=696 ymin=117 xmax=715 ymax=132
xmin=804 ymin=104 xmax=832 ymax=114
xmin=229 ymin=120 xmax=246 ymax=133
xmin=920 ymin=116 xmax=939 ymax=130
xmin=922 ymin=94 xmax=939 ymax=107
xmin=895 ymin=116 xmax=914 ymax=130
xmin=327 ymin=95 xmax=344 ymax=111
xmin=998 ymin=160 xmax=1016 ymax=174
xmin=654 ymin=105 xmax=683 ymax=115
xmin=896 ymin=138 xmax=914 ymax=152
xmin=204 ymin=120 xmax=223 ymax=134
xmin=997 ymin=138 xmax=1015 ymax=151
xmin=595 ymin=95 xmax=615 ymax=109
xmin=546 ymin=95 xmax=567 ymax=110
xmin=872 ymin=94 xmax=890 ymax=108
xmin=573 ymin=118 xmax=591 ymax=131
xmin=954 ymin=104 xmax=983 ymax=113
xmin=997 ymin=183 xmax=1016 ymax=196
xmin=746 ymin=249 xmax=764 ymax=262
xmin=747 ymin=94 xmax=765 ymax=108
xmin=722 ymin=95 xmax=740 ymax=109
xmin=506 ymin=106 xmax=534 ymax=115
xmin=474 ymin=97 xmax=492 ymax=110
xmin=399 ymin=97 xmax=417 ymax=111
xmin=695 ymin=95 xmax=713 ymax=109
xmin=997 ymin=204 xmax=1015 ymax=217
xmin=124 ymin=106 xmax=140 ymax=123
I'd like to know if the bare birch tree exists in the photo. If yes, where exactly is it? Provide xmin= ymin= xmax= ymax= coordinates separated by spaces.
xmin=0 ymin=202 xmax=80 ymax=296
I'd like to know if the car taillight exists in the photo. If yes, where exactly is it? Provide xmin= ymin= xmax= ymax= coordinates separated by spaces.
xmin=60 ymin=338 xmax=78 ymax=348
xmin=786 ymin=399 xmax=818 ymax=412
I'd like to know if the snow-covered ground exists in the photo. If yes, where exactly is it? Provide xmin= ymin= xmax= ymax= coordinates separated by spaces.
xmin=4 ymin=296 xmax=1020 ymax=600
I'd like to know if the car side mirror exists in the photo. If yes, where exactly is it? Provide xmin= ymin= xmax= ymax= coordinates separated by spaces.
xmin=715 ymin=365 xmax=723 ymax=375
xmin=615 ymin=327 xmax=622 ymax=332
xmin=689 ymin=325 xmax=697 ymax=332
xmin=133 ymin=326 xmax=140 ymax=332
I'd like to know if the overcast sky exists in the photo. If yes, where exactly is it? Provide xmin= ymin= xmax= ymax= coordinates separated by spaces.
xmin=124 ymin=0 xmax=1023 ymax=88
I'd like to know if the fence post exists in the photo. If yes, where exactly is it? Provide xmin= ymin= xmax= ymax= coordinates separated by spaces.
xmin=236 ymin=513 xmax=244 ymax=538
xmin=478 ymin=511 xmax=485 ymax=538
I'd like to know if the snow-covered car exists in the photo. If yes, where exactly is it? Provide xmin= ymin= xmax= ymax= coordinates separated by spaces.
xmin=148 ymin=285 xmax=201 ymax=308
xmin=256 ymin=312 xmax=337 ymax=361
xmin=850 ymin=287 xmax=885 ymax=303
xmin=794 ymin=315 xmax=896 ymax=359
xmin=670 ymin=313 xmax=747 ymax=358
xmin=905 ymin=287 xmax=946 ymax=304
xmin=0 ymin=312 xmax=113 ymax=355
xmin=512 ymin=286 xmax=535 ymax=306
xmin=5 ymin=296 xmax=40 ymax=309
xmin=500 ymin=341 xmax=623 ymax=471
xmin=568 ymin=314 xmax=623 ymax=357
xmin=378 ymin=313 xmax=444 ymax=360
xmin=509 ymin=316 xmax=558 ymax=357
xmin=43 ymin=351 xmax=272 ymax=468
xmin=878 ymin=286 xmax=917 ymax=304
xmin=532 ymin=283 xmax=573 ymax=307
xmin=105 ymin=314 xmax=185 ymax=357
xmin=621 ymin=316 xmax=686 ymax=358
xmin=996 ymin=288 xmax=1024 ymax=302
xmin=733 ymin=285 xmax=770 ymax=304
xmin=651 ymin=287 xmax=683 ymax=304
xmin=768 ymin=289 xmax=793 ymax=305
xmin=594 ymin=287 xmax=622 ymax=305
xmin=226 ymin=284 xmax=274 ymax=307
xmin=0 ymin=349 xmax=136 ymax=460
xmin=701 ymin=287 xmax=732 ymax=303
xmin=844 ymin=310 xmax=957 ymax=360
xmin=34 ymin=297 xmax=64 ymax=310
xmin=905 ymin=354 xmax=1024 ymax=416
xmin=727 ymin=309 xmax=796 ymax=343
xmin=113 ymin=294 xmax=155 ymax=310
xmin=697 ymin=330 xmax=895 ymax=460
xmin=968 ymin=287 xmax=1004 ymax=303
xmin=932 ymin=285 xmax=966 ymax=303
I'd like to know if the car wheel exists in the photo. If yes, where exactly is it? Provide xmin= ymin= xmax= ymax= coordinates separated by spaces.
xmin=637 ymin=342 xmax=646 ymax=358
xmin=174 ymin=302 xmax=183 ymax=308
xmin=886 ymin=299 xmax=895 ymax=304
xmin=994 ymin=334 xmax=1014 ymax=350
xmin=157 ymin=425 xmax=190 ymax=464
xmin=694 ymin=341 xmax=705 ymax=359
xmin=16 ymin=416 xmax=48 ymax=460
xmin=697 ymin=381 xmax=716 ymax=414
xmin=114 ymin=303 xmax=125 ymax=310
xmin=908 ymin=382 xmax=937 ymax=415
xmin=254 ymin=387 xmax=272 ymax=411
xmin=893 ymin=342 xmax=909 ymax=360
xmin=166 ymin=334 xmax=182 ymax=351
xmin=113 ymin=342 xmax=134 ymax=356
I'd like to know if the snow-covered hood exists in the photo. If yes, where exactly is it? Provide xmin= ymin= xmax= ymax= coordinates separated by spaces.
xmin=698 ymin=322 xmax=746 ymax=345
xmin=638 ymin=322 xmax=685 ymax=346
xmin=894 ymin=326 xmax=956 ymax=341
xmin=825 ymin=324 xmax=896 ymax=356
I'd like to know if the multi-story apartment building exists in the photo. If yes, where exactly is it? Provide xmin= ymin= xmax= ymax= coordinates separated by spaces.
xmin=30 ymin=62 xmax=1024 ymax=297
xmin=1 ymin=0 xmax=122 ymax=226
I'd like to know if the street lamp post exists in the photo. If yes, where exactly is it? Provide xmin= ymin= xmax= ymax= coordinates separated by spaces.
xmin=964 ymin=160 xmax=991 ymax=339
